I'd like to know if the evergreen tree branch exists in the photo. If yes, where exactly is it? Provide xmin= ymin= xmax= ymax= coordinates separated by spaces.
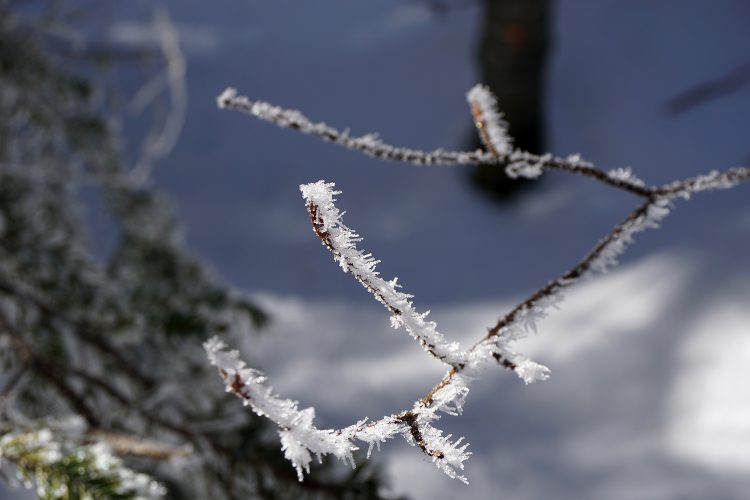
xmin=0 ymin=277 xmax=155 ymax=389
xmin=0 ymin=426 xmax=165 ymax=499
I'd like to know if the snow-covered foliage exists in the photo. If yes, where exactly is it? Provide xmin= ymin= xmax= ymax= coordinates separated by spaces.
xmin=209 ymin=82 xmax=750 ymax=485
xmin=0 ymin=424 xmax=165 ymax=499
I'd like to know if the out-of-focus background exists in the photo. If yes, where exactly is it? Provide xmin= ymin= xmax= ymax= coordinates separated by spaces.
xmin=4 ymin=0 xmax=750 ymax=498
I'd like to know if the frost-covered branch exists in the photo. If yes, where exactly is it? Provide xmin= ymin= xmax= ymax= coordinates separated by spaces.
xmin=204 ymin=337 xmax=473 ymax=483
xmin=208 ymin=83 xmax=750 ymax=485
xmin=466 ymin=84 xmax=512 ymax=157
xmin=205 ymin=183 xmax=548 ymax=484
xmin=217 ymin=88 xmax=494 ymax=165
xmin=654 ymin=166 xmax=750 ymax=197
xmin=218 ymin=86 xmax=749 ymax=199
xmin=488 ymin=199 xmax=670 ymax=340
xmin=204 ymin=337 xmax=356 ymax=481
xmin=218 ymin=86 xmax=652 ymax=197
xmin=301 ymin=181 xmax=471 ymax=368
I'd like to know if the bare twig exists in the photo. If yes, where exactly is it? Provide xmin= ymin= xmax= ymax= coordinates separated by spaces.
xmin=130 ymin=8 xmax=188 ymax=184
xmin=87 ymin=429 xmax=192 ymax=460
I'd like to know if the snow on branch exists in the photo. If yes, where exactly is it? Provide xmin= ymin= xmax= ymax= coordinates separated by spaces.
xmin=654 ymin=166 xmax=750 ymax=197
xmin=217 ymin=86 xmax=653 ymax=196
xmin=217 ymin=88 xmax=493 ymax=166
xmin=466 ymin=84 xmax=513 ymax=157
xmin=0 ymin=426 xmax=165 ymax=499
xmin=207 ymin=83 xmax=750 ymax=485
xmin=203 ymin=337 xmax=472 ymax=482
xmin=300 ymin=180 xmax=470 ymax=368
xmin=203 ymin=337 xmax=356 ymax=481
xmin=202 ymin=181 xmax=553 ymax=483
xmin=299 ymin=180 xmax=549 ymax=383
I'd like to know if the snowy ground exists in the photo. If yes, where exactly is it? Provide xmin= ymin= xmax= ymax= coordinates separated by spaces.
xmin=10 ymin=1 xmax=750 ymax=499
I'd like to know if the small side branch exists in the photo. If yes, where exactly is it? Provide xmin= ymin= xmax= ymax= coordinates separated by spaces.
xmin=87 ymin=429 xmax=192 ymax=460
xmin=204 ymin=337 xmax=471 ymax=483
xmin=217 ymin=88 xmax=493 ymax=166
xmin=300 ymin=181 xmax=472 ymax=369
xmin=654 ymin=166 xmax=750 ymax=197
xmin=487 ymin=198 xmax=669 ymax=340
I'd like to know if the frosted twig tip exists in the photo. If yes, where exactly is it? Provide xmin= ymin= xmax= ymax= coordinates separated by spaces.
xmin=217 ymin=87 xmax=237 ymax=109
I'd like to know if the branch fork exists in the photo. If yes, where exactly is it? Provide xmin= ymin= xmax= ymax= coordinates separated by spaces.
xmin=207 ymin=83 xmax=750 ymax=483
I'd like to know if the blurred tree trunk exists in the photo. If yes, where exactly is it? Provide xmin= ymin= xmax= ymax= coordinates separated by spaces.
xmin=472 ymin=0 xmax=550 ymax=198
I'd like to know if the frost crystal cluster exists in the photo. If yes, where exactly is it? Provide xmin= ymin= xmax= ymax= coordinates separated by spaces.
xmin=208 ymin=82 xmax=750 ymax=484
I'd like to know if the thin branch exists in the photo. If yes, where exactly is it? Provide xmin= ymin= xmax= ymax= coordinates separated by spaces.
xmin=301 ymin=181 xmax=469 ymax=368
xmin=204 ymin=337 xmax=471 ymax=483
xmin=487 ymin=199 xmax=665 ymax=339
xmin=208 ymin=83 xmax=750 ymax=485
xmin=654 ymin=166 xmax=750 ymax=197
xmin=217 ymin=88 xmax=494 ymax=166
xmin=87 ymin=429 xmax=192 ymax=460
xmin=467 ymin=84 xmax=513 ymax=157
xmin=218 ymin=87 xmax=654 ymax=197
xmin=129 ymin=8 xmax=188 ymax=185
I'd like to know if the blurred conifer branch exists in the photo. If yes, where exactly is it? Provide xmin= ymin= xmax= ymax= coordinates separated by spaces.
xmin=0 ymin=3 xmax=398 ymax=498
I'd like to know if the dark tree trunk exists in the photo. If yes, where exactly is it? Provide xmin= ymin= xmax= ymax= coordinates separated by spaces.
xmin=471 ymin=0 xmax=550 ymax=199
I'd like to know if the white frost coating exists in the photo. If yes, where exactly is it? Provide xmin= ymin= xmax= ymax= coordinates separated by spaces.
xmin=204 ymin=337 xmax=472 ymax=481
xmin=608 ymin=166 xmax=645 ymax=187
xmin=300 ymin=180 xmax=469 ymax=368
xmin=216 ymin=87 xmax=237 ymax=109
xmin=660 ymin=166 xmax=750 ymax=198
xmin=203 ymin=185 xmax=689 ymax=484
xmin=476 ymin=199 xmax=674 ymax=384
xmin=218 ymin=87 xmax=495 ymax=166
xmin=204 ymin=337 xmax=355 ymax=481
xmin=466 ymin=84 xmax=513 ymax=156
xmin=506 ymin=351 xmax=552 ymax=384
xmin=589 ymin=199 xmax=671 ymax=275
xmin=209 ymin=83 xmax=750 ymax=488
xmin=88 ymin=443 xmax=167 ymax=499
xmin=429 ymin=373 xmax=471 ymax=415
xmin=414 ymin=420 xmax=471 ymax=484
xmin=299 ymin=180 xmax=548 ymax=383
xmin=506 ymin=151 xmax=549 ymax=179
xmin=338 ymin=419 xmax=402 ymax=459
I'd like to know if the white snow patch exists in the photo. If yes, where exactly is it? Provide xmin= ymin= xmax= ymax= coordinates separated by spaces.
xmin=666 ymin=302 xmax=750 ymax=472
